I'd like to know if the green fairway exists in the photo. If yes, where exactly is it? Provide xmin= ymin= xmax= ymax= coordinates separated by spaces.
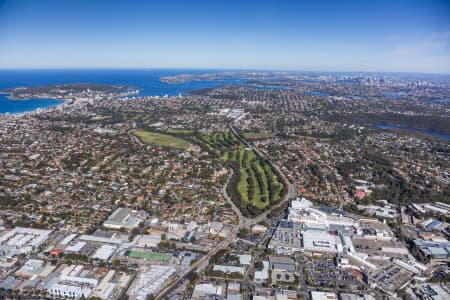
xmin=198 ymin=131 xmax=244 ymax=151
xmin=171 ymin=129 xmax=286 ymax=216
xmin=192 ymin=130 xmax=285 ymax=216
xmin=133 ymin=130 xmax=191 ymax=150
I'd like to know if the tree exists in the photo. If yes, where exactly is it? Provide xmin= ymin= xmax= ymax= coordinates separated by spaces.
xmin=254 ymin=261 xmax=263 ymax=271
xmin=113 ymin=259 xmax=121 ymax=268
xmin=238 ymin=227 xmax=249 ymax=239
xmin=186 ymin=271 xmax=199 ymax=283
xmin=229 ymin=272 xmax=243 ymax=279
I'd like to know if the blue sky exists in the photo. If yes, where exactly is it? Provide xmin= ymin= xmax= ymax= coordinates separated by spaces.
xmin=0 ymin=0 xmax=449 ymax=73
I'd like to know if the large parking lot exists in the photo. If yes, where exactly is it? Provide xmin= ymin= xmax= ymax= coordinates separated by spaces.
xmin=370 ymin=263 xmax=413 ymax=295
xmin=304 ymin=255 xmax=363 ymax=289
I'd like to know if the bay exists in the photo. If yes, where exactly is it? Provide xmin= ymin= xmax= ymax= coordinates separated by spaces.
xmin=0 ymin=69 xmax=241 ymax=114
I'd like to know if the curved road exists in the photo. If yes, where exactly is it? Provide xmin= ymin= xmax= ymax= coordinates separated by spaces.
xmin=228 ymin=124 xmax=297 ymax=227
xmin=222 ymin=168 xmax=247 ymax=227
xmin=155 ymin=124 xmax=297 ymax=299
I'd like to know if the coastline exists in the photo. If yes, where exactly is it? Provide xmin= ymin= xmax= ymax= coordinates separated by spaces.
xmin=0 ymin=92 xmax=68 ymax=116
xmin=1 ymin=102 xmax=67 ymax=117
xmin=0 ymin=82 xmax=140 ymax=116
xmin=2 ymin=93 xmax=67 ymax=101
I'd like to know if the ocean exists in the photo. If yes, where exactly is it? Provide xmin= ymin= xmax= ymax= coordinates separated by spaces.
xmin=0 ymin=69 xmax=242 ymax=114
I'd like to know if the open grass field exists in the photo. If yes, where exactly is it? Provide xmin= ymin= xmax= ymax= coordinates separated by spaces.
xmin=133 ymin=130 xmax=191 ymax=150
xmin=165 ymin=128 xmax=194 ymax=134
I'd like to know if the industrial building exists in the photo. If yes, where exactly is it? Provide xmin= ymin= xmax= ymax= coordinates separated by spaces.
xmin=413 ymin=239 xmax=450 ymax=260
xmin=127 ymin=265 xmax=176 ymax=300
xmin=132 ymin=234 xmax=161 ymax=248
xmin=310 ymin=291 xmax=338 ymax=300
xmin=213 ymin=264 xmax=246 ymax=275
xmin=340 ymin=294 xmax=376 ymax=300
xmin=192 ymin=283 xmax=224 ymax=300
xmin=15 ymin=259 xmax=55 ymax=279
xmin=269 ymin=255 xmax=296 ymax=272
xmin=254 ymin=261 xmax=269 ymax=282
xmin=0 ymin=227 xmax=52 ymax=252
xmin=103 ymin=207 xmax=146 ymax=230
xmin=46 ymin=265 xmax=99 ymax=299
xmin=65 ymin=241 xmax=87 ymax=254
xmin=92 ymin=244 xmax=117 ymax=261
xmin=0 ymin=227 xmax=52 ymax=264
xmin=48 ymin=282 xmax=93 ymax=299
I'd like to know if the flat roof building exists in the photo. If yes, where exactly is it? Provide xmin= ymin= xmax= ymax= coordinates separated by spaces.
xmin=0 ymin=227 xmax=52 ymax=257
xmin=65 ymin=241 xmax=86 ymax=253
xmin=15 ymin=259 xmax=55 ymax=279
xmin=310 ymin=291 xmax=338 ymax=300
xmin=254 ymin=261 xmax=269 ymax=282
xmin=269 ymin=255 xmax=296 ymax=272
xmin=127 ymin=265 xmax=176 ymax=300
xmin=192 ymin=283 xmax=223 ymax=300
xmin=103 ymin=207 xmax=145 ymax=231
xmin=340 ymin=294 xmax=376 ymax=300
xmin=302 ymin=230 xmax=343 ymax=254
xmin=133 ymin=234 xmax=161 ymax=248
xmin=92 ymin=245 xmax=116 ymax=261
xmin=213 ymin=265 xmax=245 ymax=275
xmin=413 ymin=239 xmax=450 ymax=260
xmin=48 ymin=283 xmax=93 ymax=299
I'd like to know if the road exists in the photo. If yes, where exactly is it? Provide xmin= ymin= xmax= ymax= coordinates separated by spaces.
xmin=128 ymin=129 xmax=144 ymax=146
xmin=154 ymin=227 xmax=238 ymax=300
xmin=155 ymin=124 xmax=297 ymax=299
xmin=228 ymin=124 xmax=297 ymax=228
xmin=222 ymin=168 xmax=247 ymax=227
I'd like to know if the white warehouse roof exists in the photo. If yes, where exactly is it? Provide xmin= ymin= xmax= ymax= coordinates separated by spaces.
xmin=302 ymin=230 xmax=343 ymax=253
xmin=92 ymin=245 xmax=116 ymax=261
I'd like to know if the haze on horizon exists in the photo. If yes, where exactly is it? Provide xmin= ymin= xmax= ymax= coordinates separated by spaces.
xmin=0 ymin=0 xmax=449 ymax=74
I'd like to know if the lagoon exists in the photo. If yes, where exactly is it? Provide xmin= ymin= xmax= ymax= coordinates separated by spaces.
xmin=303 ymin=91 xmax=329 ymax=97
xmin=376 ymin=124 xmax=450 ymax=141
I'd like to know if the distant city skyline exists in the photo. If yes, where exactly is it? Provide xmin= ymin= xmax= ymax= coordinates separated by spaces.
xmin=0 ymin=0 xmax=449 ymax=73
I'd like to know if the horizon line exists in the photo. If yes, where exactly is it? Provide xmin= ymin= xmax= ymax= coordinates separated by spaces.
xmin=0 ymin=67 xmax=449 ymax=76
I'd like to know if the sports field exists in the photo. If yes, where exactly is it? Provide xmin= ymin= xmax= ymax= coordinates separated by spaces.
xmin=124 ymin=250 xmax=172 ymax=262
xmin=133 ymin=130 xmax=191 ymax=150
